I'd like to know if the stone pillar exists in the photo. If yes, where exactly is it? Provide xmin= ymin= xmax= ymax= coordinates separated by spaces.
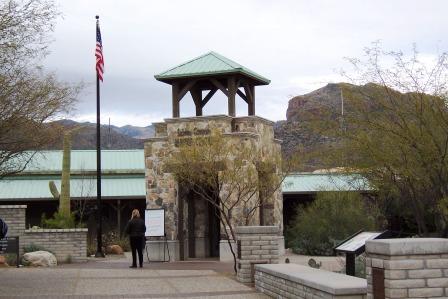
xmin=236 ymin=226 xmax=280 ymax=283
xmin=366 ymin=238 xmax=448 ymax=299
xmin=0 ymin=205 xmax=27 ymax=237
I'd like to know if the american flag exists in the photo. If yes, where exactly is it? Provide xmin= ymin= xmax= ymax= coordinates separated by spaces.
xmin=96 ymin=18 xmax=104 ymax=81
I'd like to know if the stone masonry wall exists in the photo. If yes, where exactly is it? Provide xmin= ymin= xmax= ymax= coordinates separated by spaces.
xmin=366 ymin=238 xmax=448 ymax=299
xmin=145 ymin=115 xmax=284 ymax=248
xmin=23 ymin=229 xmax=88 ymax=262
xmin=0 ymin=205 xmax=26 ymax=238
xmin=236 ymin=226 xmax=280 ymax=283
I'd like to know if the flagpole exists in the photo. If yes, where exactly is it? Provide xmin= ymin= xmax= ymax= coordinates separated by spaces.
xmin=95 ymin=15 xmax=105 ymax=258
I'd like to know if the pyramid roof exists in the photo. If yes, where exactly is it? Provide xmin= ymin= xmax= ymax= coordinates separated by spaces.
xmin=155 ymin=51 xmax=270 ymax=85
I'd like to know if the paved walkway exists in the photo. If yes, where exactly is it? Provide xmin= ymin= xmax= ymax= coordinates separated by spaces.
xmin=0 ymin=254 xmax=268 ymax=299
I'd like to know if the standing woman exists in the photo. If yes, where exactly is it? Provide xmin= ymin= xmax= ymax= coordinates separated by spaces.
xmin=125 ymin=209 xmax=146 ymax=268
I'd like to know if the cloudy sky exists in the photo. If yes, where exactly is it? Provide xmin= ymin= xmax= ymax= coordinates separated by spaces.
xmin=43 ymin=0 xmax=447 ymax=126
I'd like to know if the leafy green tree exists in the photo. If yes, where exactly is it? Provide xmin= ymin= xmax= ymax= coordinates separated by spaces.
xmin=307 ymin=44 xmax=448 ymax=236
xmin=286 ymin=192 xmax=377 ymax=256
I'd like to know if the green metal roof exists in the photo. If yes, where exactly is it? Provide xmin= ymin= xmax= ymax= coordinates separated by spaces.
xmin=0 ymin=150 xmax=146 ymax=200
xmin=282 ymin=173 xmax=370 ymax=194
xmin=155 ymin=51 xmax=270 ymax=85
xmin=22 ymin=150 xmax=144 ymax=173
xmin=0 ymin=175 xmax=145 ymax=200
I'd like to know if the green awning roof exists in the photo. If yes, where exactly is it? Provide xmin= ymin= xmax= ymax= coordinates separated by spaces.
xmin=282 ymin=173 xmax=370 ymax=194
xmin=155 ymin=51 xmax=270 ymax=85
xmin=19 ymin=150 xmax=144 ymax=174
xmin=0 ymin=175 xmax=145 ymax=200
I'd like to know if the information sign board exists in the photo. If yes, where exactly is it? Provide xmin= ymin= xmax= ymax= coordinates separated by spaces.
xmin=0 ymin=237 xmax=19 ymax=267
xmin=145 ymin=209 xmax=165 ymax=237
xmin=335 ymin=231 xmax=383 ymax=253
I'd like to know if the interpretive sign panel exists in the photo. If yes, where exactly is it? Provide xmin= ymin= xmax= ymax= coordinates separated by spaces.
xmin=145 ymin=209 xmax=165 ymax=237
xmin=0 ymin=237 xmax=19 ymax=267
xmin=335 ymin=231 xmax=383 ymax=253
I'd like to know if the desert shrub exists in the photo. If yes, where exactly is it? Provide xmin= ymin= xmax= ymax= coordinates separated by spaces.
xmin=286 ymin=191 xmax=376 ymax=256
xmin=41 ymin=211 xmax=77 ymax=229
xmin=23 ymin=243 xmax=50 ymax=253
xmin=103 ymin=230 xmax=130 ymax=252
xmin=87 ymin=238 xmax=96 ymax=256
xmin=4 ymin=254 xmax=18 ymax=266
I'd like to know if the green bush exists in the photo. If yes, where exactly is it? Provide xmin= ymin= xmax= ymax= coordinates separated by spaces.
xmin=23 ymin=243 xmax=50 ymax=253
xmin=286 ymin=191 xmax=377 ymax=256
xmin=41 ymin=211 xmax=77 ymax=229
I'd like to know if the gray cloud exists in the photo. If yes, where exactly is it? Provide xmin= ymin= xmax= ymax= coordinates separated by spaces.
xmin=44 ymin=0 xmax=448 ymax=126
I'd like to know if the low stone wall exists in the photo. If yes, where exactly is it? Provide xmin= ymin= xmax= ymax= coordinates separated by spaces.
xmin=23 ymin=228 xmax=88 ymax=262
xmin=0 ymin=205 xmax=88 ymax=263
xmin=366 ymin=238 xmax=448 ymax=299
xmin=255 ymin=264 xmax=367 ymax=299
xmin=236 ymin=226 xmax=280 ymax=283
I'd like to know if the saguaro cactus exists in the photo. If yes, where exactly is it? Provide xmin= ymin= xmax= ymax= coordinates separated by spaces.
xmin=49 ymin=132 xmax=71 ymax=217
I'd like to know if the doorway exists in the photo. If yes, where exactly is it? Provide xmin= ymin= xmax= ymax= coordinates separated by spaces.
xmin=186 ymin=190 xmax=220 ymax=258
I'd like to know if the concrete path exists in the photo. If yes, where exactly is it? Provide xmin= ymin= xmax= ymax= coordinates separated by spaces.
xmin=0 ymin=255 xmax=268 ymax=298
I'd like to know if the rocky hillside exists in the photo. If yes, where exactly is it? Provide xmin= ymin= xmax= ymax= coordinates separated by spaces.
xmin=286 ymin=83 xmax=347 ymax=121
xmin=274 ymin=83 xmax=348 ymax=160
xmin=45 ymin=120 xmax=154 ymax=150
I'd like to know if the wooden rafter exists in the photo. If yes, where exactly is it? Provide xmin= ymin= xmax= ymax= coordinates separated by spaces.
xmin=236 ymin=89 xmax=248 ymax=103
xmin=210 ymin=78 xmax=229 ymax=96
xmin=201 ymin=88 xmax=217 ymax=108
xmin=178 ymin=80 xmax=198 ymax=101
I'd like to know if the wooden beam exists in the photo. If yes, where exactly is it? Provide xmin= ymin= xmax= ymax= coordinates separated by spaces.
xmin=210 ymin=78 xmax=229 ymax=96
xmin=178 ymin=80 xmax=197 ymax=102
xmin=117 ymin=199 xmax=121 ymax=236
xmin=243 ymin=83 xmax=255 ymax=116
xmin=236 ymin=79 xmax=241 ymax=89
xmin=178 ymin=187 xmax=185 ymax=261
xmin=201 ymin=88 xmax=217 ymax=108
xmin=243 ymin=83 xmax=253 ymax=103
xmin=236 ymin=89 xmax=248 ymax=104
xmin=190 ymin=88 xmax=203 ymax=116
xmin=172 ymin=83 xmax=180 ymax=118
xmin=250 ymin=85 xmax=255 ymax=115
xmin=228 ymin=77 xmax=236 ymax=117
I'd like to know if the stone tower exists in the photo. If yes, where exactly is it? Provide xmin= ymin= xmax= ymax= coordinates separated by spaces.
xmin=145 ymin=52 xmax=283 ymax=261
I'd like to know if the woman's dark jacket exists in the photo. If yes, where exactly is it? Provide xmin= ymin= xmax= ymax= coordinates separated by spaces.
xmin=125 ymin=217 xmax=146 ymax=237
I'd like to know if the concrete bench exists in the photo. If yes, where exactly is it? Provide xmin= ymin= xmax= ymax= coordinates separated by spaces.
xmin=255 ymin=264 xmax=367 ymax=299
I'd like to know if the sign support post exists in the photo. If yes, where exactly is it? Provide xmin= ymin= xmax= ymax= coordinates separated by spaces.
xmin=145 ymin=208 xmax=170 ymax=262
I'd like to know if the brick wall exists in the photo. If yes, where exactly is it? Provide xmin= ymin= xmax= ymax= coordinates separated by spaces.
xmin=236 ymin=226 xmax=280 ymax=283
xmin=23 ymin=229 xmax=88 ymax=262
xmin=366 ymin=238 xmax=448 ymax=299
xmin=0 ymin=205 xmax=87 ymax=262
xmin=0 ymin=205 xmax=26 ymax=237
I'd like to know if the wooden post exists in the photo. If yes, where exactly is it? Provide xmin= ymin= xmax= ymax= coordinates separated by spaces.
xmin=187 ymin=195 xmax=196 ymax=258
xmin=178 ymin=188 xmax=185 ymax=261
xmin=249 ymin=85 xmax=255 ymax=115
xmin=228 ymin=77 xmax=236 ymax=117
xmin=117 ymin=199 xmax=121 ymax=236
xmin=346 ymin=253 xmax=356 ymax=276
xmin=172 ymin=83 xmax=180 ymax=118
xmin=190 ymin=88 xmax=203 ymax=116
